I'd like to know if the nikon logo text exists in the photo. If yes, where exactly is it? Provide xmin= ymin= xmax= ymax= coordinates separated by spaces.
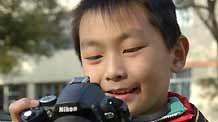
xmin=59 ymin=106 xmax=78 ymax=112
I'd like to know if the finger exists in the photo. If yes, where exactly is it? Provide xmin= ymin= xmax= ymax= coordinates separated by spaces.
xmin=9 ymin=98 xmax=39 ymax=122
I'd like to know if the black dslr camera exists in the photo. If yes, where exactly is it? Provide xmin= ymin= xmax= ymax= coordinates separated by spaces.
xmin=20 ymin=77 xmax=132 ymax=122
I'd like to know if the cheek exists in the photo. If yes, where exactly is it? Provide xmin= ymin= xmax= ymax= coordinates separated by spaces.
xmin=126 ymin=51 xmax=171 ymax=89
xmin=126 ymin=52 xmax=156 ymax=79
xmin=82 ymin=63 xmax=102 ymax=84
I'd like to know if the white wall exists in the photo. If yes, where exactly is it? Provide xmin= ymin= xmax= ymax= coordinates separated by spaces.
xmin=1 ymin=49 xmax=82 ymax=84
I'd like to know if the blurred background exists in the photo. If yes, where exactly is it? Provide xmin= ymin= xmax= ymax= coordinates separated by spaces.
xmin=0 ymin=0 xmax=217 ymax=121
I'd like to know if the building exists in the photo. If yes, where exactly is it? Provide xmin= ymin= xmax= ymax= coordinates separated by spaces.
xmin=0 ymin=49 xmax=82 ymax=112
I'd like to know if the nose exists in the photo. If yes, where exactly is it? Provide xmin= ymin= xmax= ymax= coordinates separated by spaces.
xmin=104 ymin=55 xmax=128 ymax=82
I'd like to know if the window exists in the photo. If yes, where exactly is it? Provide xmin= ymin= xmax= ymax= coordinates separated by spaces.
xmin=0 ymin=86 xmax=3 ymax=112
xmin=8 ymin=84 xmax=26 ymax=102
xmin=36 ymin=82 xmax=66 ymax=99
xmin=2 ymin=84 xmax=26 ymax=112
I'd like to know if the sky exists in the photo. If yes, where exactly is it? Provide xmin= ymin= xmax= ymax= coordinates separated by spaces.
xmin=57 ymin=0 xmax=81 ymax=11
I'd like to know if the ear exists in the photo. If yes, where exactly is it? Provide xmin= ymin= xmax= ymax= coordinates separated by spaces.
xmin=170 ymin=36 xmax=189 ymax=73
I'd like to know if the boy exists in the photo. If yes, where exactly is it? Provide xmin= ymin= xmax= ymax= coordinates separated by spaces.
xmin=9 ymin=0 xmax=209 ymax=121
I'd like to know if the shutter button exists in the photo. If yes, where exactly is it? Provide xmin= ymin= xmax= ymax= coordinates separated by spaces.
xmin=23 ymin=110 xmax=34 ymax=120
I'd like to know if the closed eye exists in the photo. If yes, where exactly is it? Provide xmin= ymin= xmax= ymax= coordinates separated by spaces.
xmin=123 ymin=46 xmax=146 ymax=53
xmin=85 ymin=55 xmax=102 ymax=60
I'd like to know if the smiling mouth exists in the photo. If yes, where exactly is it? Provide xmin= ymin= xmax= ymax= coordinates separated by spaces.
xmin=105 ymin=87 xmax=140 ymax=101
xmin=106 ymin=87 xmax=138 ymax=94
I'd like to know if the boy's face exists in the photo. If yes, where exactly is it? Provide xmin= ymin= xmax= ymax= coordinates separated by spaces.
xmin=79 ymin=7 xmax=185 ymax=116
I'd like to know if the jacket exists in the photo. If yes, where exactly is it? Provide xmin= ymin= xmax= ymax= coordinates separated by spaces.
xmin=134 ymin=92 xmax=209 ymax=122
xmin=160 ymin=92 xmax=209 ymax=122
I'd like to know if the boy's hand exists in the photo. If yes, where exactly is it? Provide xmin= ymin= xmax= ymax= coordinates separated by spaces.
xmin=9 ymin=98 xmax=39 ymax=122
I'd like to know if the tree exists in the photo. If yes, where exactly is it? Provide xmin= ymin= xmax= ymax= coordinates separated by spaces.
xmin=175 ymin=0 xmax=218 ymax=55
xmin=192 ymin=0 xmax=218 ymax=43
xmin=0 ymin=0 xmax=68 ymax=74
xmin=175 ymin=0 xmax=218 ymax=112
xmin=191 ymin=0 xmax=218 ymax=76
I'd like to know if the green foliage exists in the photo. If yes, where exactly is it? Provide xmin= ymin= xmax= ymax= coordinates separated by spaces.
xmin=0 ymin=0 xmax=68 ymax=74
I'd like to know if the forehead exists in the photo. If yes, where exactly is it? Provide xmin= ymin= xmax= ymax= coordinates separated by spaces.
xmin=79 ymin=3 xmax=152 ymax=33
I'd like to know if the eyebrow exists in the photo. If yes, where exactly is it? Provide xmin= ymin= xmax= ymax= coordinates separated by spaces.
xmin=119 ymin=28 xmax=146 ymax=42
xmin=80 ymin=40 xmax=102 ymax=49
xmin=117 ymin=28 xmax=145 ymax=41
xmin=80 ymin=28 xmax=145 ymax=49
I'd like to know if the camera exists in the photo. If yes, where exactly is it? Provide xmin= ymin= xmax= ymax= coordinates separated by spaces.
xmin=20 ymin=76 xmax=132 ymax=122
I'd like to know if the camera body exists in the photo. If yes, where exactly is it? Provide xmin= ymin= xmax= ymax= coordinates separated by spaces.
xmin=20 ymin=77 xmax=132 ymax=122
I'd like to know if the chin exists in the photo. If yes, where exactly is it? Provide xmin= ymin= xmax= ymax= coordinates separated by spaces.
xmin=127 ymin=105 xmax=142 ymax=116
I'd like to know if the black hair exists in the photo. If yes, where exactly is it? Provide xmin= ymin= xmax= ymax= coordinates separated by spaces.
xmin=72 ymin=0 xmax=181 ymax=60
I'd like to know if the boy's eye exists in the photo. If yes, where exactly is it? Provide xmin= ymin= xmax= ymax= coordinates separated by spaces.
xmin=85 ymin=55 xmax=102 ymax=60
xmin=123 ymin=46 xmax=146 ymax=53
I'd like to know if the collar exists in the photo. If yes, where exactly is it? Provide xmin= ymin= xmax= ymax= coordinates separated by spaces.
xmin=133 ymin=103 xmax=170 ymax=122
xmin=156 ymin=96 xmax=187 ymax=121
xmin=158 ymin=92 xmax=194 ymax=122
xmin=132 ymin=92 xmax=194 ymax=122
